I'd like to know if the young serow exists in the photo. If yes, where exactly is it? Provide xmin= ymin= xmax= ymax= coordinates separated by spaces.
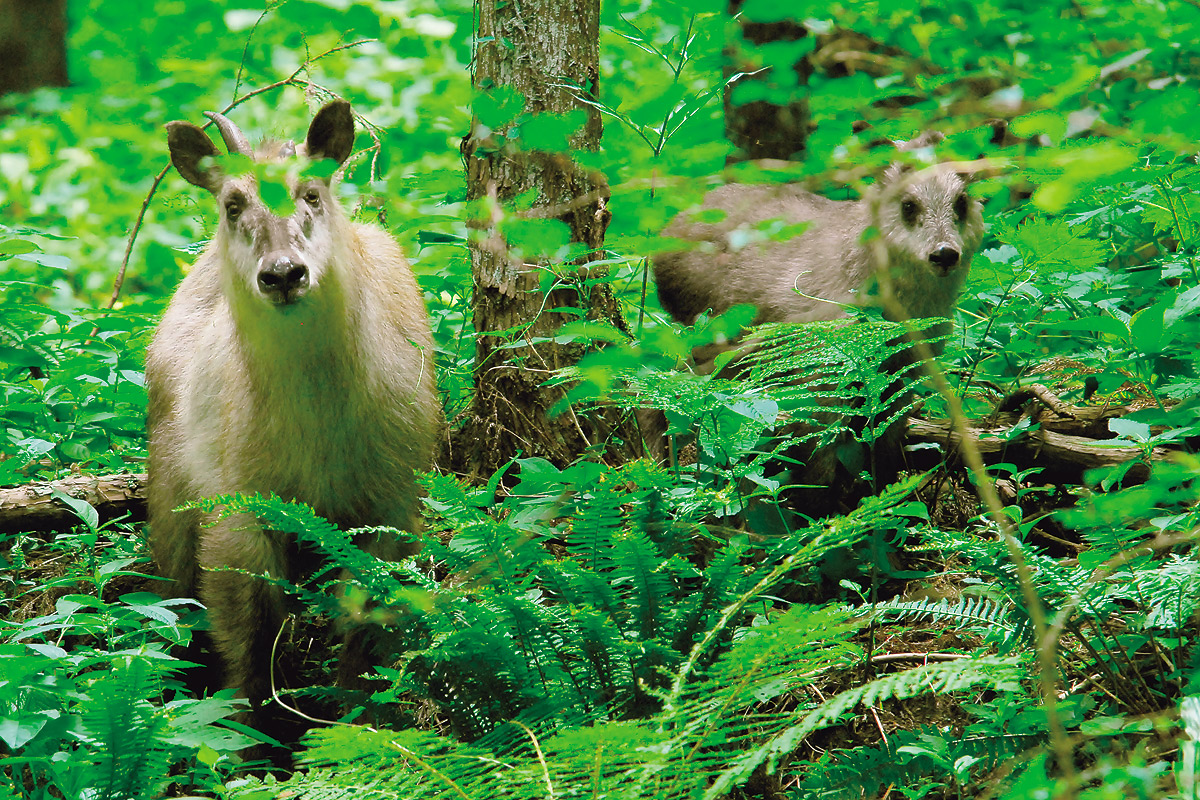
xmin=651 ymin=135 xmax=984 ymax=511
xmin=147 ymin=101 xmax=440 ymax=735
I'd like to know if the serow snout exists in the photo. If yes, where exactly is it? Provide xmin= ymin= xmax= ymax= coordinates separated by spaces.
xmin=929 ymin=246 xmax=961 ymax=275
xmin=257 ymin=257 xmax=309 ymax=305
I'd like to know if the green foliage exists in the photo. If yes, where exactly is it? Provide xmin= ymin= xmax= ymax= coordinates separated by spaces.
xmin=558 ymin=311 xmax=936 ymax=524
xmin=737 ymin=318 xmax=938 ymax=445
xmin=6 ymin=0 xmax=1200 ymax=798
xmin=0 ymin=512 xmax=254 ymax=798
xmin=219 ymin=560 xmax=1020 ymax=800
xmin=872 ymin=595 xmax=1030 ymax=650
xmin=0 ymin=227 xmax=149 ymax=482
xmin=205 ymin=460 xmax=864 ymax=736
xmin=180 ymin=466 xmax=1030 ymax=800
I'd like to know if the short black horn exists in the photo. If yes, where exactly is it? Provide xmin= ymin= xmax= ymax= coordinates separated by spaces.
xmin=204 ymin=111 xmax=252 ymax=156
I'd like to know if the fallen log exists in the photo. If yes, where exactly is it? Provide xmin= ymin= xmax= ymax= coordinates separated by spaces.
xmin=904 ymin=392 xmax=1169 ymax=485
xmin=0 ymin=390 xmax=1172 ymax=535
xmin=0 ymin=472 xmax=148 ymax=536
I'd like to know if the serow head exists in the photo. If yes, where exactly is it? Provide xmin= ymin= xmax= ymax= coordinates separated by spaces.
xmin=878 ymin=144 xmax=984 ymax=279
xmin=165 ymin=101 xmax=356 ymax=307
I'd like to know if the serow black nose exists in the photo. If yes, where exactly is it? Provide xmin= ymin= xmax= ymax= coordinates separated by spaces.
xmin=929 ymin=247 xmax=960 ymax=270
xmin=258 ymin=258 xmax=309 ymax=300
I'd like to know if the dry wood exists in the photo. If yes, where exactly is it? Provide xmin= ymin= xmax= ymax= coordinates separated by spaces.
xmin=0 ymin=472 xmax=147 ymax=535
xmin=996 ymin=382 xmax=1076 ymax=418
xmin=905 ymin=397 xmax=1168 ymax=485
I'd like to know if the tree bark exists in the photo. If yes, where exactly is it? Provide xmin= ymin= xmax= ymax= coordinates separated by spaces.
xmin=723 ymin=1 xmax=810 ymax=163
xmin=453 ymin=0 xmax=639 ymax=481
xmin=0 ymin=0 xmax=69 ymax=96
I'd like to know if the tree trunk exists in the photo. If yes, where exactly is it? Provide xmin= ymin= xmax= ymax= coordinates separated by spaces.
xmin=0 ymin=0 xmax=68 ymax=96
xmin=453 ymin=0 xmax=639 ymax=481
xmin=723 ymin=1 xmax=810 ymax=163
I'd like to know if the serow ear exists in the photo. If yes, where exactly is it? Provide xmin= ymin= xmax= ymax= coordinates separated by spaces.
xmin=166 ymin=121 xmax=223 ymax=192
xmin=894 ymin=130 xmax=945 ymax=152
xmin=306 ymin=100 xmax=355 ymax=168
xmin=955 ymin=167 xmax=980 ymax=185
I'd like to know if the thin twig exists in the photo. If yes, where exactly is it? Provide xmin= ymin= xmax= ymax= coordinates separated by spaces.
xmin=268 ymin=615 xmax=356 ymax=728
xmin=868 ymin=652 xmax=967 ymax=664
xmin=233 ymin=2 xmax=289 ymax=100
xmin=105 ymin=165 xmax=170 ymax=310
xmin=868 ymin=706 xmax=890 ymax=751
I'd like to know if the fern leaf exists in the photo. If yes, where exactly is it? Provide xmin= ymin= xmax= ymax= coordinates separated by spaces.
xmin=78 ymin=658 xmax=172 ymax=800
xmin=705 ymin=655 xmax=1025 ymax=799
xmin=870 ymin=596 xmax=1026 ymax=640
xmin=183 ymin=493 xmax=410 ymax=600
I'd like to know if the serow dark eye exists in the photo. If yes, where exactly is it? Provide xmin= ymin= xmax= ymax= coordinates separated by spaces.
xmin=954 ymin=193 xmax=969 ymax=221
xmin=900 ymin=198 xmax=920 ymax=225
xmin=224 ymin=200 xmax=242 ymax=221
xmin=303 ymin=189 xmax=321 ymax=207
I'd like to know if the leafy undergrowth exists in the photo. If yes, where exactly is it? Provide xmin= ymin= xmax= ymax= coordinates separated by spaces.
xmin=6 ymin=435 xmax=1200 ymax=799
xmin=6 ymin=0 xmax=1200 ymax=798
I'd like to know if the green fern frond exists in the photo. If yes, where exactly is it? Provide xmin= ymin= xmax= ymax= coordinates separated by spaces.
xmin=561 ymin=606 xmax=632 ymax=703
xmin=671 ymin=541 xmax=751 ymax=657
xmin=692 ymin=605 xmax=861 ymax=707
xmin=609 ymin=529 xmax=672 ymax=640
xmin=296 ymin=725 xmax=516 ymax=799
xmin=420 ymin=471 xmax=492 ymax=531
xmin=184 ymin=493 xmax=414 ymax=602
xmin=440 ymin=519 xmax=549 ymax=592
xmin=871 ymin=595 xmax=1027 ymax=640
xmin=569 ymin=478 xmax=626 ymax=572
xmin=540 ymin=559 xmax=622 ymax=615
xmin=738 ymin=319 xmax=941 ymax=443
xmin=78 ymin=658 xmax=173 ymax=800
xmin=404 ymin=625 xmax=534 ymax=741
xmin=1104 ymin=554 xmax=1200 ymax=631
xmin=704 ymin=655 xmax=1024 ymax=799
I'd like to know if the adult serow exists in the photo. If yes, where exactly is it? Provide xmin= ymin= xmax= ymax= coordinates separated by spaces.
xmin=147 ymin=101 xmax=441 ymax=738
xmin=654 ymin=134 xmax=982 ymax=335
xmin=652 ymin=135 xmax=984 ymax=513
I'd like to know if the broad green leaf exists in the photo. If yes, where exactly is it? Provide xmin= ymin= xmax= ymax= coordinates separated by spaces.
xmin=0 ymin=714 xmax=49 ymax=750
xmin=1108 ymin=418 xmax=1151 ymax=443
xmin=1041 ymin=316 xmax=1130 ymax=339
xmin=254 ymin=163 xmax=295 ymax=217
xmin=1010 ymin=110 xmax=1067 ymax=142
xmin=518 ymin=110 xmax=588 ymax=152
xmin=1004 ymin=218 xmax=1107 ymax=273
xmin=0 ymin=238 xmax=38 ymax=256
xmin=1129 ymin=300 xmax=1169 ymax=354
xmin=474 ymin=86 xmax=527 ymax=129
xmin=50 ymin=489 xmax=100 ymax=531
